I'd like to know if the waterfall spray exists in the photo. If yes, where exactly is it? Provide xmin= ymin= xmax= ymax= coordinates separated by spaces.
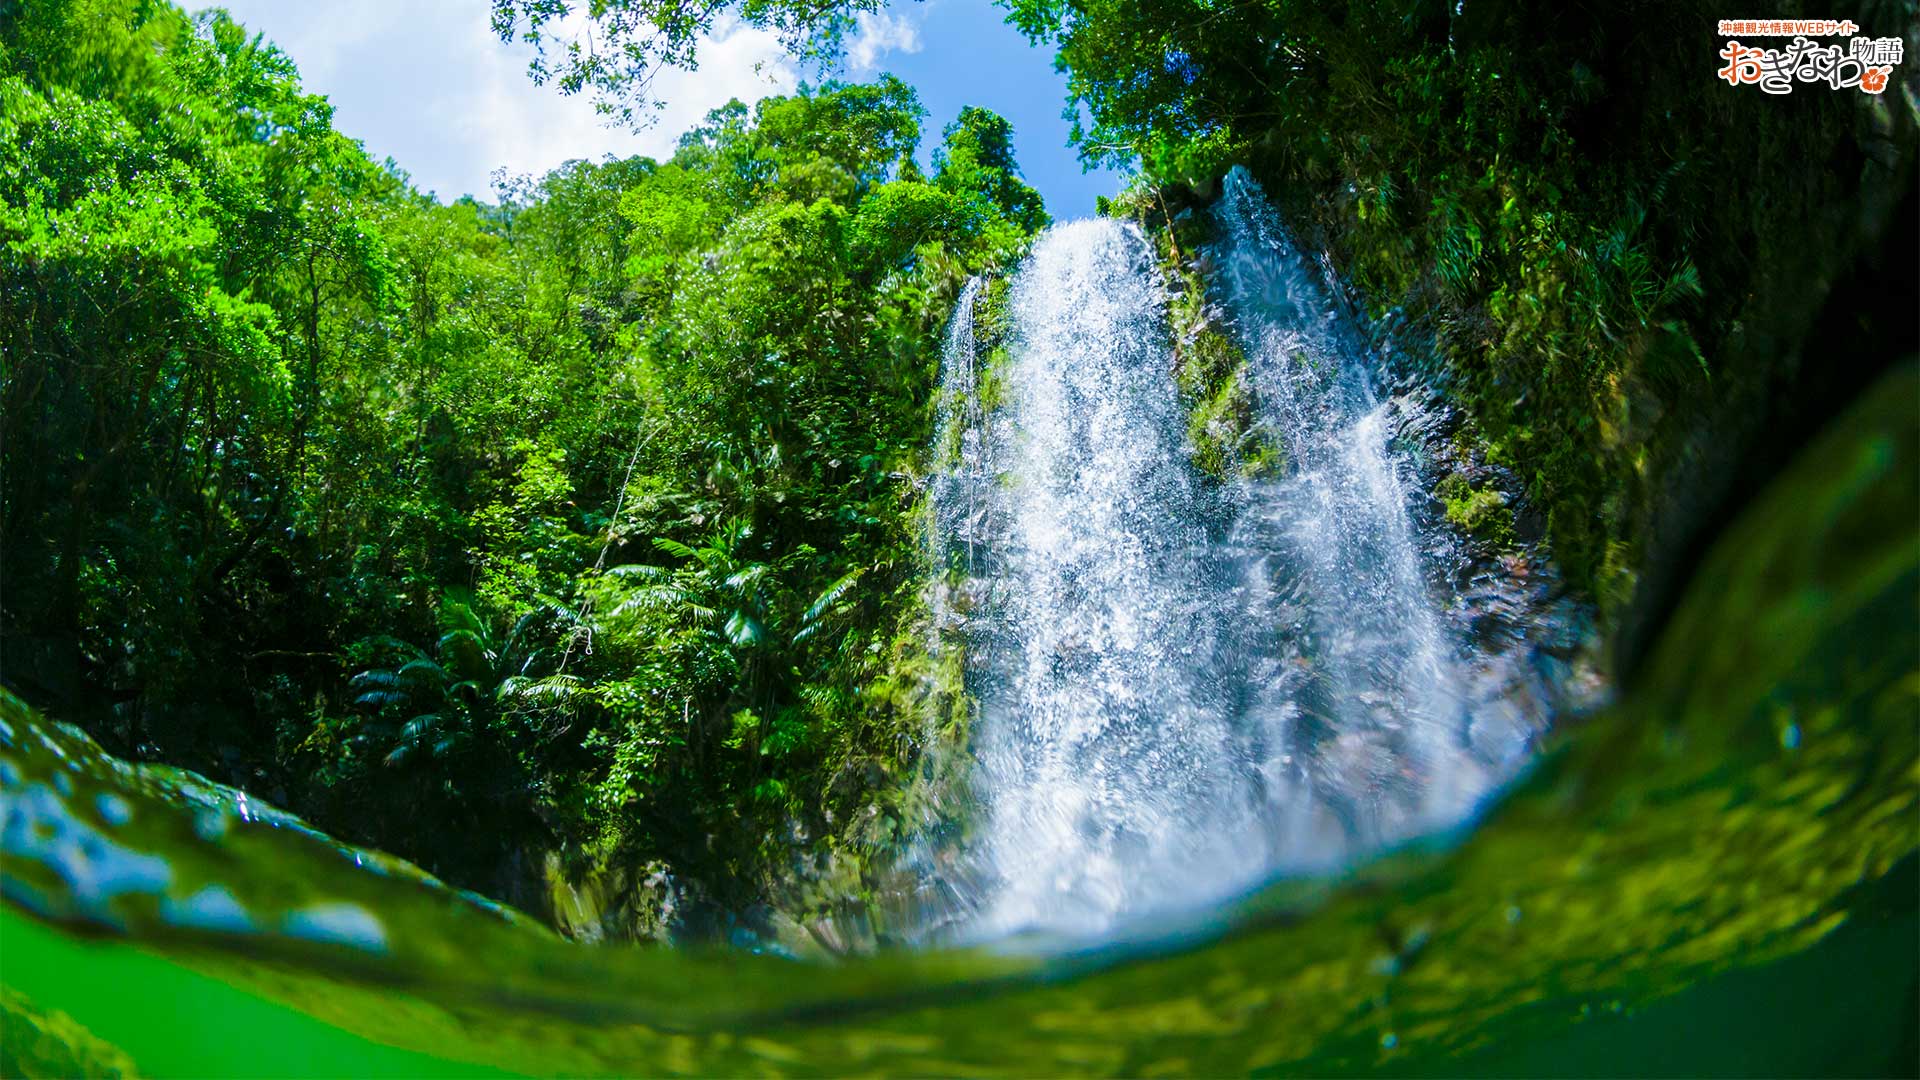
xmin=927 ymin=178 xmax=1549 ymax=942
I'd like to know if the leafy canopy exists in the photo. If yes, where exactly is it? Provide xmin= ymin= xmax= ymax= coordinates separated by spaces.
xmin=3 ymin=0 xmax=1042 ymax=922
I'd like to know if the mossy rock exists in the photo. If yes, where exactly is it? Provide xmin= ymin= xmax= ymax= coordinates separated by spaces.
xmin=0 ymin=988 xmax=140 ymax=1079
xmin=1172 ymin=305 xmax=1286 ymax=481
xmin=975 ymin=346 xmax=1012 ymax=414
xmin=1438 ymin=472 xmax=1515 ymax=547
xmin=972 ymin=276 xmax=1013 ymax=354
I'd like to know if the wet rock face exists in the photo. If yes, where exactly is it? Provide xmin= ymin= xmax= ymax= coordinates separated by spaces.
xmin=1226 ymin=173 xmax=1607 ymax=734
xmin=1190 ymin=171 xmax=1604 ymax=865
xmin=1379 ymin=386 xmax=1609 ymax=729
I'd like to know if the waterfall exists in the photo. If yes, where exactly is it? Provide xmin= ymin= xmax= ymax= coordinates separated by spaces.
xmin=1210 ymin=166 xmax=1527 ymax=857
xmin=929 ymin=276 xmax=989 ymax=583
xmin=932 ymin=220 xmax=1271 ymax=940
xmin=928 ymin=177 xmax=1542 ymax=943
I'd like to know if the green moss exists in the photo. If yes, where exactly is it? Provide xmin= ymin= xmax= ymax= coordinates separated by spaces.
xmin=974 ymin=348 xmax=1010 ymax=414
xmin=753 ymin=510 xmax=983 ymax=950
xmin=1181 ymin=340 xmax=1263 ymax=480
xmin=968 ymin=276 xmax=1019 ymax=418
xmin=935 ymin=276 xmax=1015 ymax=469
xmin=1437 ymin=472 xmax=1514 ymax=547
xmin=972 ymin=275 xmax=1013 ymax=350
xmin=1052 ymin=0 xmax=1914 ymax=633
xmin=1126 ymin=185 xmax=1291 ymax=484
xmin=934 ymin=408 xmax=966 ymax=471
xmin=1158 ymin=245 xmax=1285 ymax=482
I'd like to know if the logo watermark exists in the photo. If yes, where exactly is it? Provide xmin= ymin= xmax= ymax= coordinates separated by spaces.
xmin=1716 ymin=20 xmax=1903 ymax=94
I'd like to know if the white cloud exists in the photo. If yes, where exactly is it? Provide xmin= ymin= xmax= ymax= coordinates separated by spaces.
xmin=843 ymin=10 xmax=923 ymax=73
xmin=206 ymin=0 xmax=798 ymax=200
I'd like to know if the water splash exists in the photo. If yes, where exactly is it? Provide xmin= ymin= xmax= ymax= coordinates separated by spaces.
xmin=930 ymin=179 xmax=1552 ymax=941
xmin=1210 ymin=166 xmax=1533 ymax=859
xmin=929 ymin=275 xmax=990 ymax=585
xmin=937 ymin=221 xmax=1270 ymax=940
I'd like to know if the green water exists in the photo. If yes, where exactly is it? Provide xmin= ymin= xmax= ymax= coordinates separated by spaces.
xmin=0 ymin=908 xmax=517 ymax=1078
xmin=2 ymin=367 xmax=1915 ymax=1076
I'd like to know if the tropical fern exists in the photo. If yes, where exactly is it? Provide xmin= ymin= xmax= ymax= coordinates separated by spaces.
xmin=350 ymin=594 xmax=578 ymax=768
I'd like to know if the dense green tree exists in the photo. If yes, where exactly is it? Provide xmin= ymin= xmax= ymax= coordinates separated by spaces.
xmin=489 ymin=0 xmax=893 ymax=124
xmin=1008 ymin=0 xmax=1914 ymax=621
xmin=934 ymin=106 xmax=1047 ymax=234
xmin=1 ymin=0 xmax=1039 ymax=922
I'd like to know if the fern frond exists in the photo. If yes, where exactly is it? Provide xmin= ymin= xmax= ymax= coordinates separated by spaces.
xmin=652 ymin=536 xmax=698 ymax=560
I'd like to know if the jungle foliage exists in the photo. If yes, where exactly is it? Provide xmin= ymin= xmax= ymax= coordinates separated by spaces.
xmin=1041 ymin=0 xmax=1916 ymax=632
xmin=5 ymin=0 xmax=1910 ymax=937
xmin=0 ymin=0 xmax=1044 ymax=920
xmin=494 ymin=0 xmax=1914 ymax=646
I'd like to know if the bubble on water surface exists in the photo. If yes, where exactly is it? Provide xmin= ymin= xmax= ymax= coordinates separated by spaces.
xmin=94 ymin=792 xmax=132 ymax=828
xmin=284 ymin=902 xmax=389 ymax=953
xmin=162 ymin=884 xmax=254 ymax=934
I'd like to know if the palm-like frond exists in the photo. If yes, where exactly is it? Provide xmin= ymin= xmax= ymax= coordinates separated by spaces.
xmin=606 ymin=563 xmax=671 ymax=582
xmin=351 ymin=668 xmax=419 ymax=709
xmin=794 ymin=567 xmax=865 ymax=644
xmin=722 ymin=563 xmax=770 ymax=593
xmin=383 ymin=712 xmax=446 ymax=767
xmin=396 ymin=657 xmax=452 ymax=684
xmin=610 ymin=583 xmax=718 ymax=624
xmin=350 ymin=670 xmax=410 ymax=690
xmin=352 ymin=688 xmax=411 ymax=709
xmin=802 ymin=567 xmax=865 ymax=625
xmin=352 ymin=589 xmax=581 ymax=771
xmin=437 ymin=597 xmax=487 ymax=638
xmin=652 ymin=536 xmax=699 ymax=561
xmin=437 ymin=628 xmax=494 ymax=679
xmin=724 ymin=609 xmax=767 ymax=647
xmin=678 ymin=596 xmax=722 ymax=625
xmin=498 ymin=673 xmax=588 ymax=706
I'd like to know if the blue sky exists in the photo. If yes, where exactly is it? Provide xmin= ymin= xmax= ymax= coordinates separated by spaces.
xmin=863 ymin=0 xmax=1126 ymax=216
xmin=206 ymin=0 xmax=1126 ymax=217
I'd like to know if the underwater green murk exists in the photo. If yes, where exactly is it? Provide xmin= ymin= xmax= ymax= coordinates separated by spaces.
xmin=1 ymin=366 xmax=1916 ymax=1076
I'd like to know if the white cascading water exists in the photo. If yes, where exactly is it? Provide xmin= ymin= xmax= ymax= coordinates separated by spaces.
xmin=927 ymin=171 xmax=1539 ymax=942
xmin=1209 ymin=167 xmax=1527 ymax=862
xmin=933 ymin=220 xmax=1271 ymax=940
